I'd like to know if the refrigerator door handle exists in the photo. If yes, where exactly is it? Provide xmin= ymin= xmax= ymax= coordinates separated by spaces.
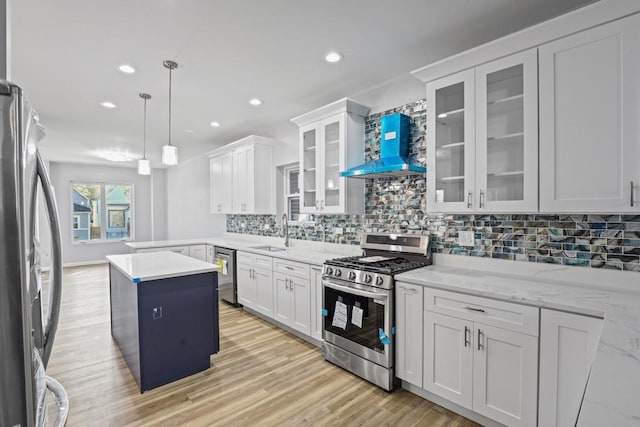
xmin=36 ymin=151 xmax=63 ymax=367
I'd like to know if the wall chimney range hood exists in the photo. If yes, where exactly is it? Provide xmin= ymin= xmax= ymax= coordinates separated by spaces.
xmin=341 ymin=113 xmax=426 ymax=179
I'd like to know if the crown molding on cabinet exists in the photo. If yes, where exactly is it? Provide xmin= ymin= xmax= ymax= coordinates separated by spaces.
xmin=412 ymin=0 xmax=640 ymax=83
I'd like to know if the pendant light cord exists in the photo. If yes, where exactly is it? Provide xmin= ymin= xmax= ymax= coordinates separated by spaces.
xmin=168 ymin=66 xmax=172 ymax=147
xmin=143 ymin=97 xmax=147 ymax=158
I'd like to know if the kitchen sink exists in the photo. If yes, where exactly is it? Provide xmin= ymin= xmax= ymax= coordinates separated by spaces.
xmin=253 ymin=245 xmax=287 ymax=252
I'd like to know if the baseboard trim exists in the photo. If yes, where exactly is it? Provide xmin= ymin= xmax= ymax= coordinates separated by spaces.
xmin=243 ymin=306 xmax=322 ymax=348
xmin=63 ymin=260 xmax=110 ymax=268
xmin=402 ymin=382 xmax=505 ymax=427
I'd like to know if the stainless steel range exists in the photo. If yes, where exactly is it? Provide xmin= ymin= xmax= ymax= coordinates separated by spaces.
xmin=321 ymin=232 xmax=431 ymax=391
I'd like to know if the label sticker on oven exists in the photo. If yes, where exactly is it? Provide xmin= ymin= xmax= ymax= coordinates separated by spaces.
xmin=332 ymin=301 xmax=348 ymax=330
xmin=351 ymin=306 xmax=363 ymax=328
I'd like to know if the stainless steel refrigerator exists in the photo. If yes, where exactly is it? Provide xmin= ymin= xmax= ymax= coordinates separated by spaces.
xmin=0 ymin=80 xmax=68 ymax=426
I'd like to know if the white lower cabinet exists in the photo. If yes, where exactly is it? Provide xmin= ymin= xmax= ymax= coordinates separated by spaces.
xmin=136 ymin=245 xmax=190 ymax=256
xmin=189 ymin=244 xmax=207 ymax=261
xmin=273 ymin=259 xmax=311 ymax=335
xmin=395 ymin=282 xmax=424 ymax=388
xmin=538 ymin=309 xmax=604 ymax=427
xmin=416 ymin=287 xmax=539 ymax=427
xmin=236 ymin=251 xmax=273 ymax=315
xmin=423 ymin=311 xmax=473 ymax=408
xmin=472 ymin=323 xmax=538 ymax=426
xmin=310 ymin=266 xmax=323 ymax=341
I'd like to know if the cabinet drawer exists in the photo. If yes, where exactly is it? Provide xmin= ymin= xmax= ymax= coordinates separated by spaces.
xmin=237 ymin=251 xmax=253 ymax=264
xmin=273 ymin=258 xmax=309 ymax=279
xmin=237 ymin=251 xmax=273 ymax=270
xmin=255 ymin=254 xmax=273 ymax=270
xmin=164 ymin=246 xmax=190 ymax=255
xmin=136 ymin=247 xmax=165 ymax=253
xmin=424 ymin=288 xmax=539 ymax=336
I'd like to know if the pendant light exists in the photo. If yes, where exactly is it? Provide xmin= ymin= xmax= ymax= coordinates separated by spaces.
xmin=138 ymin=93 xmax=152 ymax=175
xmin=162 ymin=59 xmax=179 ymax=165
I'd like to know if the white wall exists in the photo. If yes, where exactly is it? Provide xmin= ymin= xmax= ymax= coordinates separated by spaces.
xmin=49 ymin=162 xmax=167 ymax=264
xmin=166 ymin=155 xmax=226 ymax=239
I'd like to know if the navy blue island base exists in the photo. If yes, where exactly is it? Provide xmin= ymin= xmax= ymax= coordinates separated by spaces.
xmin=109 ymin=265 xmax=219 ymax=392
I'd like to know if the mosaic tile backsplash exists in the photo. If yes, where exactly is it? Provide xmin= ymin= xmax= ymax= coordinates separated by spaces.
xmin=227 ymin=99 xmax=640 ymax=272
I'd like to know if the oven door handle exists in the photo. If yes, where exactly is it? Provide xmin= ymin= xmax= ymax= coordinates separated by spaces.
xmin=323 ymin=280 xmax=388 ymax=301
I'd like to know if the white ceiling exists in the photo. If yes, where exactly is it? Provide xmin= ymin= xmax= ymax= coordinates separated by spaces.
xmin=10 ymin=0 xmax=594 ymax=167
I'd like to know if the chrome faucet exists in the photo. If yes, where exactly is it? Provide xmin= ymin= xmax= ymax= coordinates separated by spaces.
xmin=282 ymin=214 xmax=290 ymax=247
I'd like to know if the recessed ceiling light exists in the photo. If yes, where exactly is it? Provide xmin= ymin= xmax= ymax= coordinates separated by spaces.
xmin=210 ymin=121 xmax=221 ymax=127
xmin=185 ymin=129 xmax=194 ymax=133
xmin=249 ymin=98 xmax=262 ymax=106
xmin=100 ymin=101 xmax=117 ymax=109
xmin=118 ymin=64 xmax=136 ymax=74
xmin=325 ymin=52 xmax=342 ymax=63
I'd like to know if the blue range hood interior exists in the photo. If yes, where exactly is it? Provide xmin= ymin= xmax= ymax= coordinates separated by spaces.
xmin=341 ymin=113 xmax=426 ymax=179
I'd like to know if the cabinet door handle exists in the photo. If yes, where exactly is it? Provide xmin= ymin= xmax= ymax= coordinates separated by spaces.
xmin=467 ymin=191 xmax=472 ymax=209
xmin=284 ymin=278 xmax=288 ymax=290
xmin=464 ymin=326 xmax=470 ymax=348
xmin=465 ymin=306 xmax=485 ymax=313
xmin=479 ymin=190 xmax=485 ymax=208
xmin=632 ymin=181 xmax=635 ymax=207
xmin=477 ymin=329 xmax=484 ymax=351
xmin=289 ymin=279 xmax=294 ymax=291
xmin=250 ymin=269 xmax=254 ymax=279
xmin=316 ymin=200 xmax=319 ymax=210
xmin=321 ymin=200 xmax=324 ymax=210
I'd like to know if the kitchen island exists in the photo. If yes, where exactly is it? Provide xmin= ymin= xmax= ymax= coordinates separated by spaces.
xmin=107 ymin=251 xmax=220 ymax=392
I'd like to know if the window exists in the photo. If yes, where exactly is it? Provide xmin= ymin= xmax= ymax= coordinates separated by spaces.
xmin=72 ymin=182 xmax=133 ymax=242
xmin=284 ymin=166 xmax=311 ymax=223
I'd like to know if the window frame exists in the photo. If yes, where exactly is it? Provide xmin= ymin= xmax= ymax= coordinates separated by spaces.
xmin=283 ymin=165 xmax=313 ymax=226
xmin=70 ymin=181 xmax=135 ymax=244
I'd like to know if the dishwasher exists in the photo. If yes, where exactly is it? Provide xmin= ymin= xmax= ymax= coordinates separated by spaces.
xmin=214 ymin=246 xmax=239 ymax=306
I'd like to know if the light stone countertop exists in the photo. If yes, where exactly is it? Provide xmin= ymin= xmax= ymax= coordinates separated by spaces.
xmin=395 ymin=254 xmax=640 ymax=427
xmin=125 ymin=234 xmax=361 ymax=267
xmin=106 ymin=251 xmax=219 ymax=282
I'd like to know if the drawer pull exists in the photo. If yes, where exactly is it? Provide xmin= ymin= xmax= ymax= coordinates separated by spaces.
xmin=398 ymin=285 xmax=418 ymax=293
xmin=465 ymin=306 xmax=485 ymax=313
xmin=285 ymin=266 xmax=295 ymax=270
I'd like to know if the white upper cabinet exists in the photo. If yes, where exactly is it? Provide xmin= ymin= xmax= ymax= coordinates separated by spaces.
xmin=427 ymin=69 xmax=476 ymax=212
xmin=291 ymin=98 xmax=369 ymax=214
xmin=427 ymin=49 xmax=538 ymax=213
xmin=209 ymin=151 xmax=232 ymax=214
xmin=476 ymin=50 xmax=538 ymax=212
xmin=208 ymin=135 xmax=276 ymax=215
xmin=539 ymin=14 xmax=640 ymax=213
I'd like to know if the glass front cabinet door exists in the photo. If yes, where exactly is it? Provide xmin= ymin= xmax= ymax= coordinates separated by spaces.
xmin=475 ymin=49 xmax=538 ymax=212
xmin=426 ymin=49 xmax=537 ymax=213
xmin=427 ymin=69 xmax=476 ymax=212
xmin=299 ymin=114 xmax=347 ymax=213
xmin=300 ymin=123 xmax=320 ymax=212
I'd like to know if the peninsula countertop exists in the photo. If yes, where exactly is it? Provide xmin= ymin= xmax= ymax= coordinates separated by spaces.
xmin=106 ymin=251 xmax=220 ymax=282
xmin=396 ymin=254 xmax=640 ymax=427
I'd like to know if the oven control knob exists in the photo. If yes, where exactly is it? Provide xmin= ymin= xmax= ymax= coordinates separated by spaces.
xmin=325 ymin=267 xmax=333 ymax=275
xmin=364 ymin=274 xmax=373 ymax=283
xmin=348 ymin=271 xmax=356 ymax=280
xmin=334 ymin=269 xmax=342 ymax=278
xmin=376 ymin=276 xmax=384 ymax=286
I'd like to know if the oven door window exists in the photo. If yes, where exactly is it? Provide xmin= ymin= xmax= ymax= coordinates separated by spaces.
xmin=323 ymin=283 xmax=385 ymax=353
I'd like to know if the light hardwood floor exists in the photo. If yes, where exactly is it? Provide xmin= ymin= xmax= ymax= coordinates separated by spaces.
xmin=45 ymin=264 xmax=478 ymax=426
